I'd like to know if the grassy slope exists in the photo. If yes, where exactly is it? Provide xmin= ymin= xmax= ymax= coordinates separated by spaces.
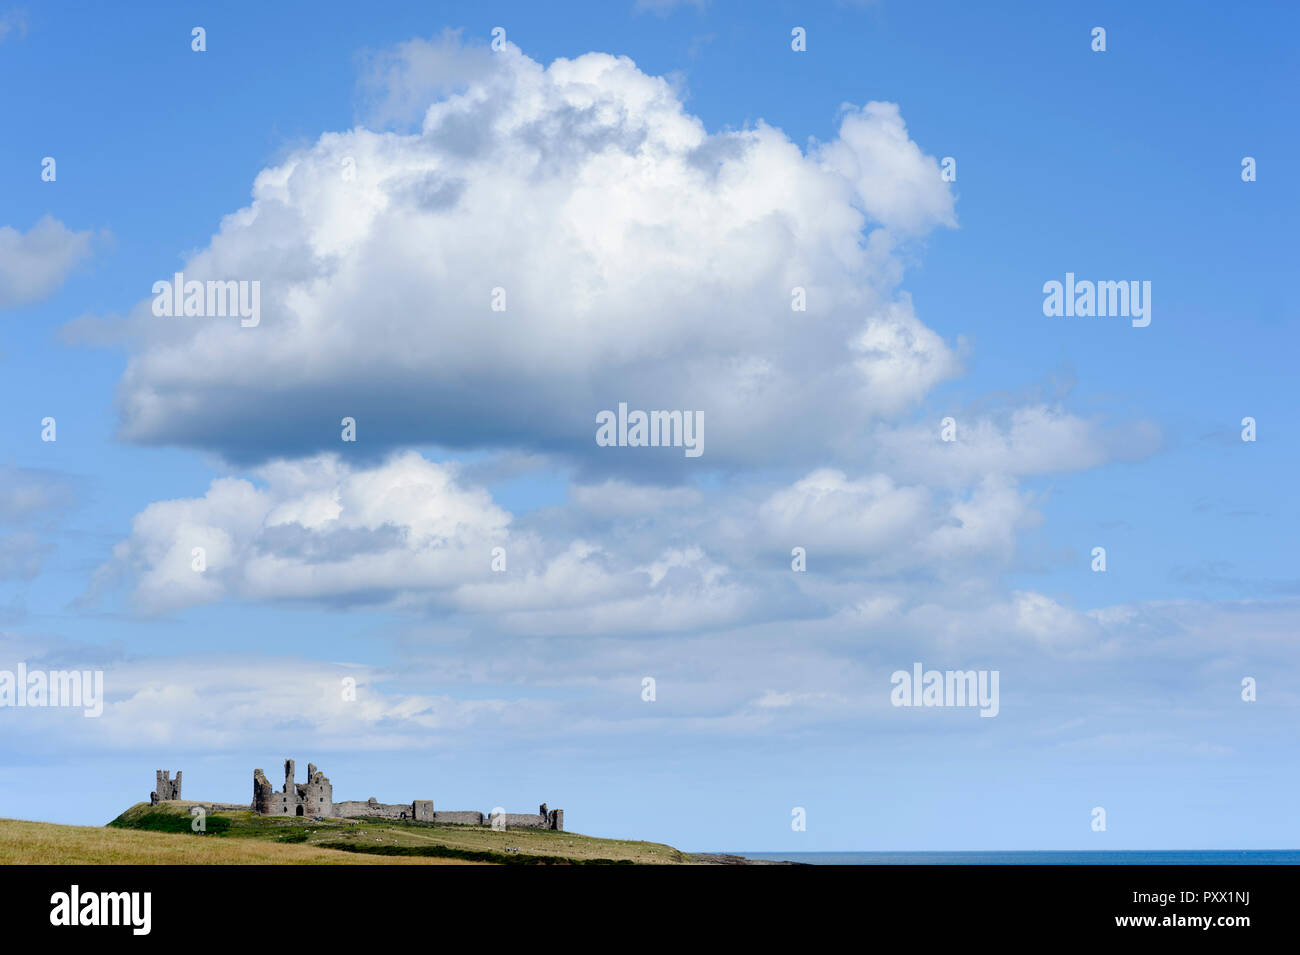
xmin=95 ymin=802 xmax=695 ymax=865
xmin=0 ymin=816 xmax=479 ymax=865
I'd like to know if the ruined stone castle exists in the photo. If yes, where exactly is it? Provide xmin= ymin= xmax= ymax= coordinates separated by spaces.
xmin=151 ymin=759 xmax=564 ymax=830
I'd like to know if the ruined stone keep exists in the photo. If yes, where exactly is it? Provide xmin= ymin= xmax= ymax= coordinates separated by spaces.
xmin=253 ymin=759 xmax=334 ymax=817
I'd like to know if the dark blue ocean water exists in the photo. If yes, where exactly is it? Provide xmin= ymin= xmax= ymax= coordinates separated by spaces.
xmin=734 ymin=850 xmax=1300 ymax=865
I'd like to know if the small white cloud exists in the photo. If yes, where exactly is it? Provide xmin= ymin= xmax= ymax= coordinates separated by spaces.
xmin=0 ymin=9 xmax=28 ymax=45
xmin=0 ymin=216 xmax=96 ymax=308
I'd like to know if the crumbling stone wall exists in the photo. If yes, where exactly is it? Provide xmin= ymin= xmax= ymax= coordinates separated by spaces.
xmin=332 ymin=798 xmax=417 ymax=820
xmin=502 ymin=813 xmax=547 ymax=828
xmin=498 ymin=811 xmax=564 ymax=830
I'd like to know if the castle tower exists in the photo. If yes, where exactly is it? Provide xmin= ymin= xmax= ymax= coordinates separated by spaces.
xmin=252 ymin=768 xmax=277 ymax=814
xmin=302 ymin=763 xmax=333 ymax=817
xmin=151 ymin=769 xmax=182 ymax=804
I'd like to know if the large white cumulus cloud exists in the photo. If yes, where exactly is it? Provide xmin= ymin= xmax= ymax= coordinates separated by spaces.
xmin=113 ymin=42 xmax=957 ymax=468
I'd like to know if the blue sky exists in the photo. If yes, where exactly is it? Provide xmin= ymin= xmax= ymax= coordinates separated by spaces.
xmin=1 ymin=0 xmax=1297 ymax=852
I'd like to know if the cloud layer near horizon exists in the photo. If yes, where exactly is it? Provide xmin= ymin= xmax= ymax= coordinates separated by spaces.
xmin=6 ymin=590 xmax=1298 ymax=757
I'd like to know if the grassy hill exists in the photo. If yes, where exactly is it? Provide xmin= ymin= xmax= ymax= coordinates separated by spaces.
xmin=0 ymin=801 xmax=701 ymax=865
xmin=111 ymin=801 xmax=693 ymax=864
xmin=0 ymin=815 xmax=479 ymax=865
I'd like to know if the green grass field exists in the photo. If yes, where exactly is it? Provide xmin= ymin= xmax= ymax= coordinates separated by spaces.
xmin=0 ymin=801 xmax=701 ymax=865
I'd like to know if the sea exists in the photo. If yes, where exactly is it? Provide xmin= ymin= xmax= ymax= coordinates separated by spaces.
xmin=732 ymin=850 xmax=1300 ymax=865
